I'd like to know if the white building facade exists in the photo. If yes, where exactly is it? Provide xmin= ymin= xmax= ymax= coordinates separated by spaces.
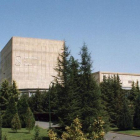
xmin=0 ymin=37 xmax=64 ymax=93
xmin=93 ymin=71 xmax=140 ymax=90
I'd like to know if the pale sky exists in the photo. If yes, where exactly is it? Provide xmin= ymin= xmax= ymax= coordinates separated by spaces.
xmin=0 ymin=0 xmax=140 ymax=73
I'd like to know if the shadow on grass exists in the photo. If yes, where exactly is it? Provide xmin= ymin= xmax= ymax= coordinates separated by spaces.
xmin=41 ymin=136 xmax=50 ymax=140
xmin=111 ymin=128 xmax=140 ymax=132
xmin=8 ymin=131 xmax=30 ymax=134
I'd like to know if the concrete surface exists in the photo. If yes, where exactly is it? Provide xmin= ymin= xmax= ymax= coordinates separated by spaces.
xmin=35 ymin=121 xmax=59 ymax=129
xmin=0 ymin=37 xmax=64 ymax=89
xmin=105 ymin=132 xmax=140 ymax=140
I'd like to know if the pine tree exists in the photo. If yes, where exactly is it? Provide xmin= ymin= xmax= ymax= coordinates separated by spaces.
xmin=117 ymin=97 xmax=133 ymax=130
xmin=53 ymin=44 xmax=72 ymax=126
xmin=28 ymin=94 xmax=36 ymax=113
xmin=17 ymin=94 xmax=29 ymax=127
xmin=128 ymin=82 xmax=137 ymax=102
xmin=127 ymin=81 xmax=140 ymax=121
xmin=43 ymin=84 xmax=59 ymax=115
xmin=28 ymin=90 xmax=44 ymax=113
xmin=54 ymin=43 xmax=83 ymax=127
xmin=3 ymin=96 xmax=17 ymax=127
xmin=54 ymin=42 xmax=70 ymax=87
xmin=78 ymin=43 xmax=101 ymax=131
xmin=11 ymin=81 xmax=20 ymax=102
xmin=100 ymin=76 xmax=114 ymax=126
xmin=101 ymin=75 xmax=125 ymax=127
xmin=133 ymin=93 xmax=140 ymax=128
xmin=136 ymin=81 xmax=140 ymax=93
xmin=26 ymin=107 xmax=35 ymax=133
xmin=64 ymin=56 xmax=81 ymax=124
xmin=41 ymin=91 xmax=49 ymax=113
xmin=113 ymin=75 xmax=125 ymax=126
xmin=11 ymin=113 xmax=21 ymax=132
xmin=34 ymin=89 xmax=43 ymax=113
xmin=0 ymin=80 xmax=10 ymax=111
xmin=33 ymin=125 xmax=41 ymax=140
xmin=0 ymin=112 xmax=2 ymax=140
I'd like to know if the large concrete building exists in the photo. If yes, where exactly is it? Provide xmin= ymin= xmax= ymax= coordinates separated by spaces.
xmin=1 ymin=37 xmax=140 ymax=93
xmin=93 ymin=71 xmax=140 ymax=90
xmin=0 ymin=37 xmax=64 ymax=93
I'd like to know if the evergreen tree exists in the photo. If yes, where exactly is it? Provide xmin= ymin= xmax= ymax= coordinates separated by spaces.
xmin=0 ymin=112 xmax=2 ymax=140
xmin=0 ymin=80 xmax=10 ymax=111
xmin=128 ymin=81 xmax=140 ymax=122
xmin=53 ymin=44 xmax=72 ymax=126
xmin=136 ymin=81 xmax=140 ymax=93
xmin=54 ymin=43 xmax=70 ymax=87
xmin=17 ymin=94 xmax=29 ymax=127
xmin=54 ymin=43 xmax=83 ymax=127
xmin=41 ymin=91 xmax=49 ymax=113
xmin=34 ymin=89 xmax=43 ymax=113
xmin=100 ymin=75 xmax=125 ymax=127
xmin=133 ymin=93 xmax=140 ymax=128
xmin=128 ymin=82 xmax=137 ymax=102
xmin=33 ymin=125 xmax=41 ymax=140
xmin=11 ymin=113 xmax=21 ymax=132
xmin=26 ymin=107 xmax=35 ymax=133
xmin=65 ymin=56 xmax=81 ymax=123
xmin=28 ymin=94 xmax=36 ymax=113
xmin=117 ymin=97 xmax=133 ymax=130
xmin=11 ymin=81 xmax=20 ymax=102
xmin=42 ymin=85 xmax=58 ymax=114
xmin=113 ymin=75 xmax=125 ymax=126
xmin=78 ymin=44 xmax=101 ymax=131
xmin=100 ymin=76 xmax=114 ymax=126
xmin=3 ymin=96 xmax=17 ymax=127
xmin=28 ymin=90 xmax=44 ymax=113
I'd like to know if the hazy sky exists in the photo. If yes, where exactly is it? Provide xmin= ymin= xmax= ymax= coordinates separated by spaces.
xmin=0 ymin=0 xmax=140 ymax=73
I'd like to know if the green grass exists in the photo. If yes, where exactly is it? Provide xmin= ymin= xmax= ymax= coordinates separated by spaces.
xmin=2 ymin=127 xmax=49 ymax=140
xmin=111 ymin=128 xmax=140 ymax=136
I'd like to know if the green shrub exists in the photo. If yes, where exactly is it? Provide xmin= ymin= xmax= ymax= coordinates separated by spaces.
xmin=49 ymin=117 xmax=105 ymax=140
xmin=26 ymin=107 xmax=35 ymax=133
xmin=11 ymin=113 xmax=21 ymax=132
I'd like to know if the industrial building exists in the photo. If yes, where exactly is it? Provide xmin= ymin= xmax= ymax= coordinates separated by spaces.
xmin=0 ymin=37 xmax=64 ymax=94
xmin=93 ymin=71 xmax=140 ymax=90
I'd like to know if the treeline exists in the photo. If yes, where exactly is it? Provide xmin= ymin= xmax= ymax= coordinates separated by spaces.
xmin=0 ymin=80 xmax=35 ymax=132
xmin=101 ymin=75 xmax=140 ymax=130
xmin=28 ymin=44 xmax=107 ymax=133
xmin=0 ymin=43 xmax=140 ymax=137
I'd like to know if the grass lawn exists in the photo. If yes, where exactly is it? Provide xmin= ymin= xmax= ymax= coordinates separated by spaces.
xmin=111 ymin=128 xmax=140 ymax=136
xmin=2 ymin=127 xmax=49 ymax=140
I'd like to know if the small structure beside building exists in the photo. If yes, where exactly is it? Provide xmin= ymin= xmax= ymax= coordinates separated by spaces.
xmin=93 ymin=71 xmax=140 ymax=90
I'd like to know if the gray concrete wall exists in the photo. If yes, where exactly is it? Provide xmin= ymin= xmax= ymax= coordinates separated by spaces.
xmin=0 ymin=38 xmax=12 ymax=84
xmin=0 ymin=37 xmax=64 ymax=90
xmin=12 ymin=37 xmax=64 ymax=89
